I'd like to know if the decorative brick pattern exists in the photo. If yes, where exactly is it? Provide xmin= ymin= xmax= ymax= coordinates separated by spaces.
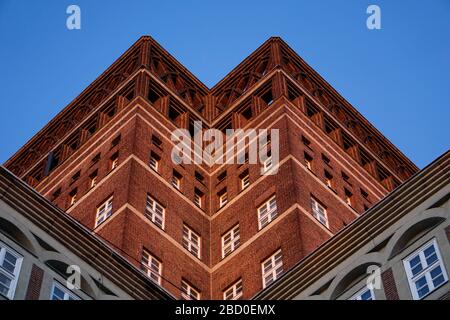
xmin=25 ymin=264 xmax=44 ymax=300
xmin=381 ymin=268 xmax=400 ymax=300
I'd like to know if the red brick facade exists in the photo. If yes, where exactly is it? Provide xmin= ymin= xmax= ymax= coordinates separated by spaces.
xmin=381 ymin=268 xmax=400 ymax=300
xmin=25 ymin=264 xmax=44 ymax=300
xmin=4 ymin=37 xmax=418 ymax=299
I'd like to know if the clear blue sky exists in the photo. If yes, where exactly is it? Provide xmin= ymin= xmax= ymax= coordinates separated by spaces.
xmin=0 ymin=0 xmax=449 ymax=168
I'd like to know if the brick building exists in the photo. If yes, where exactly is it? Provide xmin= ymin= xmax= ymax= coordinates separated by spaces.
xmin=3 ymin=36 xmax=418 ymax=299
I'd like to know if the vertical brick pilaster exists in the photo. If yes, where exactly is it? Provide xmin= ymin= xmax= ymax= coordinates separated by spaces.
xmin=381 ymin=268 xmax=400 ymax=300
xmin=25 ymin=264 xmax=44 ymax=300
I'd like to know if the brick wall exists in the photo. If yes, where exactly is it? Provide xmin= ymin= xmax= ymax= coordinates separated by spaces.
xmin=25 ymin=264 xmax=44 ymax=300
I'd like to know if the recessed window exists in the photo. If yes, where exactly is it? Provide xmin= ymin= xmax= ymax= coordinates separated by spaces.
xmin=145 ymin=195 xmax=165 ymax=230
xmin=110 ymin=152 xmax=119 ymax=170
xmin=342 ymin=171 xmax=351 ymax=185
xmin=91 ymin=153 xmax=101 ymax=164
xmin=301 ymin=135 xmax=311 ymax=147
xmin=195 ymin=171 xmax=204 ymax=183
xmin=71 ymin=170 xmax=80 ymax=183
xmin=172 ymin=171 xmax=182 ymax=190
xmin=403 ymin=239 xmax=448 ymax=300
xmin=222 ymin=224 xmax=240 ymax=258
xmin=262 ymin=155 xmax=273 ymax=172
xmin=0 ymin=242 xmax=23 ymax=299
xmin=218 ymin=189 xmax=228 ymax=208
xmin=217 ymin=171 xmax=227 ymax=183
xmin=311 ymin=197 xmax=328 ymax=227
xmin=95 ymin=196 xmax=113 ymax=227
xmin=181 ymin=280 xmax=200 ymax=300
xmin=258 ymin=196 xmax=278 ymax=230
xmin=50 ymin=281 xmax=80 ymax=300
xmin=149 ymin=152 xmax=160 ymax=172
xmin=141 ymin=250 xmax=162 ymax=285
xmin=69 ymin=188 xmax=77 ymax=206
xmin=182 ymin=225 xmax=201 ymax=259
xmin=241 ymin=107 xmax=252 ymax=120
xmin=324 ymin=170 xmax=333 ymax=189
xmin=168 ymin=106 xmax=181 ymax=122
xmin=261 ymin=90 xmax=274 ymax=106
xmin=360 ymin=188 xmax=369 ymax=201
xmin=350 ymin=286 xmax=375 ymax=300
xmin=224 ymin=279 xmax=243 ymax=300
xmin=262 ymin=250 xmax=283 ymax=289
xmin=52 ymin=188 xmax=61 ymax=201
xmin=240 ymin=171 xmax=250 ymax=190
xmin=194 ymin=189 xmax=203 ymax=208
xmin=345 ymin=188 xmax=353 ymax=207
xmin=304 ymin=152 xmax=313 ymax=171
xmin=89 ymin=170 xmax=98 ymax=188
xmin=152 ymin=135 xmax=162 ymax=148
xmin=322 ymin=154 xmax=331 ymax=166
xmin=111 ymin=134 xmax=121 ymax=148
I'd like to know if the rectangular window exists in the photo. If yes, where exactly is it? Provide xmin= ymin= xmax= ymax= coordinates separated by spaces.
xmin=240 ymin=171 xmax=250 ymax=190
xmin=194 ymin=189 xmax=203 ymax=208
xmin=183 ymin=225 xmax=201 ymax=259
xmin=95 ymin=197 xmax=113 ymax=227
xmin=141 ymin=250 xmax=162 ymax=285
xmin=322 ymin=153 xmax=331 ymax=166
xmin=172 ymin=171 xmax=182 ymax=190
xmin=222 ymin=224 xmax=240 ymax=258
xmin=403 ymin=239 xmax=448 ymax=300
xmin=110 ymin=152 xmax=119 ymax=170
xmin=111 ymin=134 xmax=121 ymax=148
xmin=342 ymin=171 xmax=351 ymax=185
xmin=89 ymin=170 xmax=98 ymax=188
xmin=258 ymin=196 xmax=278 ymax=230
xmin=304 ymin=152 xmax=313 ymax=171
xmin=345 ymin=188 xmax=353 ymax=207
xmin=223 ymin=279 xmax=243 ymax=300
xmin=350 ymin=286 xmax=375 ymax=300
xmin=149 ymin=152 xmax=160 ymax=172
xmin=181 ymin=280 xmax=200 ymax=300
xmin=263 ymin=155 xmax=273 ymax=172
xmin=0 ymin=242 xmax=23 ymax=299
xmin=145 ymin=195 xmax=165 ymax=230
xmin=311 ymin=197 xmax=328 ymax=227
xmin=219 ymin=190 xmax=228 ymax=208
xmin=262 ymin=250 xmax=283 ymax=288
xmin=152 ymin=135 xmax=162 ymax=148
xmin=324 ymin=170 xmax=333 ymax=189
xmin=301 ymin=135 xmax=311 ymax=147
xmin=50 ymin=282 xmax=80 ymax=300
xmin=69 ymin=188 xmax=77 ymax=206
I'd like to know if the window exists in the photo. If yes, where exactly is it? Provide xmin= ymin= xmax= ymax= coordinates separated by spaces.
xmin=194 ymin=189 xmax=203 ymax=208
xmin=195 ymin=171 xmax=204 ymax=183
xmin=181 ymin=280 xmax=200 ymax=300
xmin=141 ymin=250 xmax=162 ymax=285
xmin=91 ymin=153 xmax=101 ymax=164
xmin=261 ymin=90 xmax=274 ymax=106
xmin=403 ymin=239 xmax=448 ymax=300
xmin=111 ymin=134 xmax=121 ymax=148
xmin=95 ymin=197 xmax=113 ymax=227
xmin=183 ymin=225 xmax=201 ymax=259
xmin=304 ymin=152 xmax=313 ymax=171
xmin=345 ymin=188 xmax=353 ymax=207
xmin=52 ymin=188 xmax=61 ymax=200
xmin=322 ymin=154 xmax=331 ymax=166
xmin=324 ymin=170 xmax=333 ymax=189
xmin=263 ymin=155 xmax=273 ymax=172
xmin=145 ymin=195 xmax=165 ymax=230
xmin=360 ymin=188 xmax=369 ymax=201
xmin=301 ymin=135 xmax=311 ymax=147
xmin=262 ymin=250 xmax=283 ymax=288
xmin=149 ymin=152 xmax=160 ymax=172
xmin=258 ymin=196 xmax=278 ymax=230
xmin=342 ymin=171 xmax=351 ymax=185
xmin=311 ymin=197 xmax=328 ymax=227
xmin=222 ymin=224 xmax=240 ymax=258
xmin=89 ymin=170 xmax=98 ymax=188
xmin=71 ymin=170 xmax=80 ymax=183
xmin=172 ymin=171 xmax=182 ymax=190
xmin=110 ymin=152 xmax=119 ymax=170
xmin=152 ymin=135 xmax=162 ymax=148
xmin=50 ymin=282 xmax=80 ymax=300
xmin=217 ymin=171 xmax=227 ymax=183
xmin=0 ymin=242 xmax=23 ymax=299
xmin=219 ymin=190 xmax=228 ymax=208
xmin=350 ymin=286 xmax=375 ymax=300
xmin=224 ymin=279 xmax=243 ymax=300
xmin=240 ymin=171 xmax=250 ymax=190
xmin=69 ymin=188 xmax=77 ymax=206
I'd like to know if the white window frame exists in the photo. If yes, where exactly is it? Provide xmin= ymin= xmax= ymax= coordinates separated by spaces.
xmin=95 ymin=196 xmax=113 ymax=227
xmin=145 ymin=195 xmax=165 ymax=230
xmin=221 ymin=224 xmax=240 ymax=258
xmin=181 ymin=280 xmax=200 ymax=300
xmin=261 ymin=250 xmax=283 ymax=289
xmin=350 ymin=286 xmax=375 ymax=300
xmin=223 ymin=279 xmax=243 ymax=300
xmin=172 ymin=174 xmax=181 ymax=190
xmin=69 ymin=192 xmax=77 ymax=206
xmin=149 ymin=154 xmax=159 ymax=172
xmin=50 ymin=281 xmax=80 ymax=300
xmin=311 ymin=197 xmax=328 ymax=227
xmin=262 ymin=156 xmax=273 ymax=172
xmin=219 ymin=192 xmax=228 ymax=208
xmin=183 ymin=225 xmax=201 ymax=259
xmin=141 ymin=250 xmax=162 ymax=285
xmin=89 ymin=175 xmax=97 ymax=188
xmin=241 ymin=174 xmax=250 ymax=190
xmin=110 ymin=157 xmax=119 ymax=170
xmin=194 ymin=191 xmax=202 ymax=208
xmin=403 ymin=238 xmax=448 ymax=300
xmin=257 ymin=196 xmax=278 ymax=230
xmin=0 ymin=242 xmax=23 ymax=299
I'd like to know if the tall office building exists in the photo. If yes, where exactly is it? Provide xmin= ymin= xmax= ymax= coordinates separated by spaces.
xmin=4 ymin=37 xmax=418 ymax=299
